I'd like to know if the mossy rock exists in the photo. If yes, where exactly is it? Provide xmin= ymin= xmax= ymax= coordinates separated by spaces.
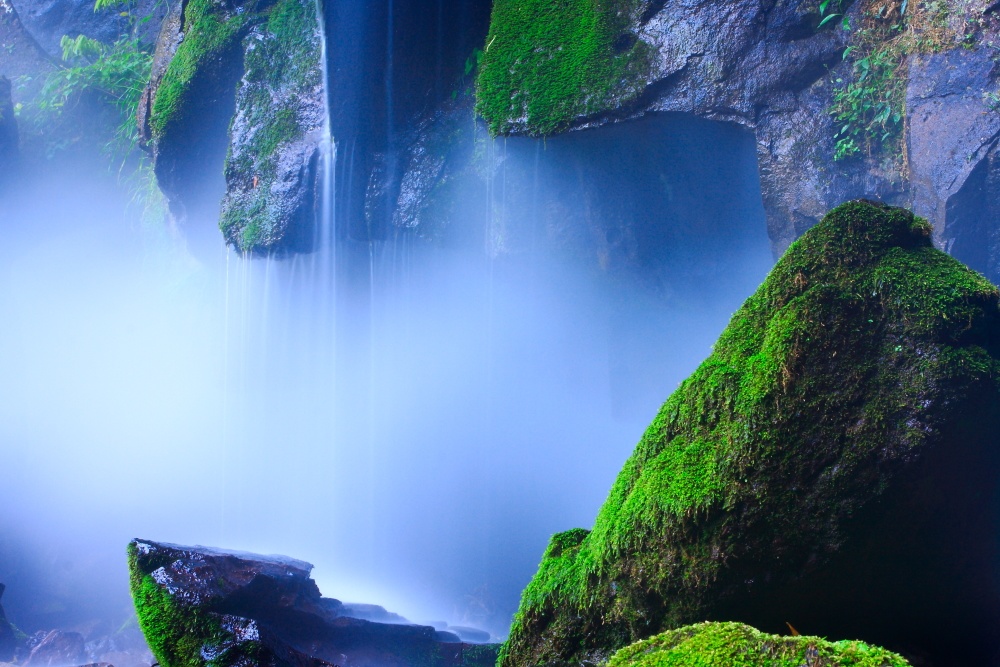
xmin=500 ymin=200 xmax=1000 ymax=667
xmin=218 ymin=0 xmax=325 ymax=253
xmin=141 ymin=0 xmax=324 ymax=253
xmin=607 ymin=622 xmax=911 ymax=667
xmin=475 ymin=0 xmax=652 ymax=136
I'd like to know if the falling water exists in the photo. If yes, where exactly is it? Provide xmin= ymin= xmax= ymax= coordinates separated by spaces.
xmin=0 ymin=0 xmax=776 ymax=640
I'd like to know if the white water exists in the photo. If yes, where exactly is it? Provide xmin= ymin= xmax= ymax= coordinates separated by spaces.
xmin=0 ymin=5 xmax=775 ymax=638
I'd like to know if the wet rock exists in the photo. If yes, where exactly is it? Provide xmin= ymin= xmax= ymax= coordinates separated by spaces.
xmin=476 ymin=0 xmax=1000 ymax=275
xmin=128 ymin=539 xmax=499 ymax=667
xmin=24 ymin=630 xmax=86 ymax=667
xmin=217 ymin=0 xmax=326 ymax=254
xmin=500 ymin=201 xmax=1000 ymax=667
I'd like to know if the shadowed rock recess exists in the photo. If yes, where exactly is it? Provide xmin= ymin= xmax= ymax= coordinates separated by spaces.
xmin=499 ymin=201 xmax=1000 ymax=667
xmin=128 ymin=540 xmax=498 ymax=667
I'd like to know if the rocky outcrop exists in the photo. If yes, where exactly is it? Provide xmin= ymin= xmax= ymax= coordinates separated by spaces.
xmin=606 ymin=622 xmax=911 ymax=667
xmin=128 ymin=539 xmax=498 ymax=667
xmin=476 ymin=0 xmax=1000 ymax=281
xmin=136 ymin=0 xmax=324 ymax=252
xmin=498 ymin=201 xmax=1000 ymax=667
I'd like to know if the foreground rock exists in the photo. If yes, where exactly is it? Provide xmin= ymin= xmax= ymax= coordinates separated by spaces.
xmin=128 ymin=539 xmax=497 ymax=667
xmin=500 ymin=201 xmax=1000 ymax=667
xmin=606 ymin=622 xmax=911 ymax=667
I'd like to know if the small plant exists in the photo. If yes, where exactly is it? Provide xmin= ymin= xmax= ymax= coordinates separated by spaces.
xmin=818 ymin=0 xmax=843 ymax=29
xmin=830 ymin=44 xmax=904 ymax=160
xmin=21 ymin=33 xmax=152 ymax=160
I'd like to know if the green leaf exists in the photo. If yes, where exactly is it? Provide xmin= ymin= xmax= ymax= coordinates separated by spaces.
xmin=818 ymin=13 xmax=841 ymax=27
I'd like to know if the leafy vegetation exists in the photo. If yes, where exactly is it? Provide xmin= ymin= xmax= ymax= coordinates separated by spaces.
xmin=475 ymin=0 xmax=651 ymax=136
xmin=19 ymin=33 xmax=152 ymax=158
xmin=607 ymin=622 xmax=911 ymax=667
xmin=830 ymin=44 xmax=904 ymax=161
xmin=828 ymin=0 xmax=965 ymax=161
xmin=499 ymin=200 xmax=1000 ymax=667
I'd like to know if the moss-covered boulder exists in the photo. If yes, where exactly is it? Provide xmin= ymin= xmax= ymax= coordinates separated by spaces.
xmin=129 ymin=539 xmax=498 ymax=667
xmin=500 ymin=200 xmax=1000 ymax=667
xmin=138 ymin=0 xmax=324 ymax=253
xmin=607 ymin=622 xmax=910 ymax=667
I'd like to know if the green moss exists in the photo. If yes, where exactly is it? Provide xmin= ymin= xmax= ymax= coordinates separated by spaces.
xmin=500 ymin=201 xmax=1000 ymax=666
xmin=460 ymin=643 xmax=501 ymax=667
xmin=475 ymin=0 xmax=651 ymax=136
xmin=149 ymin=0 xmax=264 ymax=140
xmin=607 ymin=622 xmax=911 ymax=667
xmin=128 ymin=543 xmax=226 ymax=667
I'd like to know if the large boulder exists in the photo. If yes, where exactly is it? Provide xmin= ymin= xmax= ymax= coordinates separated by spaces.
xmin=499 ymin=201 xmax=1000 ymax=667
xmin=128 ymin=539 xmax=498 ymax=667
xmin=606 ymin=622 xmax=911 ymax=667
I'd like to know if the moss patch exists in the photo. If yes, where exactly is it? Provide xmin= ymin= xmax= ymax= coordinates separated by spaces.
xmin=607 ymin=622 xmax=911 ymax=667
xmin=149 ymin=0 xmax=266 ymax=141
xmin=499 ymin=201 xmax=1000 ymax=666
xmin=128 ymin=543 xmax=264 ymax=667
xmin=475 ymin=0 xmax=652 ymax=136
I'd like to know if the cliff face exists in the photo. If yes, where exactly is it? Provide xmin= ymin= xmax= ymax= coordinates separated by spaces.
xmin=497 ymin=201 xmax=1000 ymax=667
xmin=477 ymin=0 xmax=1000 ymax=282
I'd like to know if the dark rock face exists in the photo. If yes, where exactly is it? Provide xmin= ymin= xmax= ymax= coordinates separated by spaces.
xmin=0 ymin=0 xmax=53 ymax=83
xmin=0 ymin=76 xmax=18 ymax=190
xmin=498 ymin=201 xmax=1000 ymax=667
xmin=0 ymin=583 xmax=21 ymax=662
xmin=9 ymin=0 xmax=165 ymax=57
xmin=476 ymin=0 xmax=1000 ymax=281
xmin=128 ymin=539 xmax=498 ymax=667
